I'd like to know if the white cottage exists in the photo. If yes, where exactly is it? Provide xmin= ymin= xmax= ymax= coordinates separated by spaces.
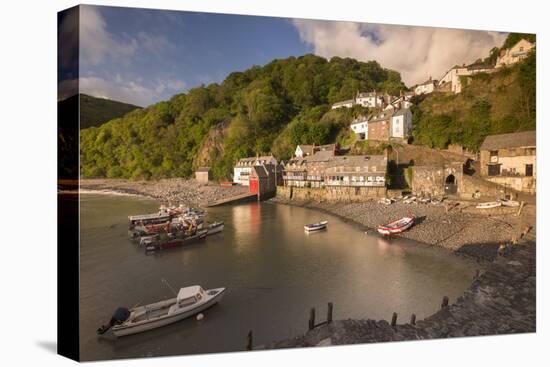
xmin=496 ymin=39 xmax=535 ymax=68
xmin=414 ymin=78 xmax=437 ymax=95
xmin=350 ymin=117 xmax=369 ymax=140
xmin=233 ymin=155 xmax=277 ymax=186
xmin=355 ymin=91 xmax=384 ymax=108
xmin=391 ymin=108 xmax=413 ymax=139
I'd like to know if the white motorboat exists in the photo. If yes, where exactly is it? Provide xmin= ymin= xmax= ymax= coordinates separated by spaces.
xmin=304 ymin=220 xmax=328 ymax=232
xmin=476 ymin=201 xmax=502 ymax=209
xmin=97 ymin=285 xmax=226 ymax=337
xmin=377 ymin=216 xmax=415 ymax=236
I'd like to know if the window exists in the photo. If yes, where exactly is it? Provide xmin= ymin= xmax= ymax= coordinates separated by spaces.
xmin=526 ymin=164 xmax=533 ymax=177
xmin=490 ymin=150 xmax=498 ymax=157
xmin=519 ymin=47 xmax=524 ymax=52
xmin=488 ymin=164 xmax=501 ymax=176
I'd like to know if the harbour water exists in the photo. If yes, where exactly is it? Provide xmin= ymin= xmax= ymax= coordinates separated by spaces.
xmin=79 ymin=193 xmax=479 ymax=361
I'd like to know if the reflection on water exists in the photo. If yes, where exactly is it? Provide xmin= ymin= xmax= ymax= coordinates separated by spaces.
xmin=79 ymin=194 xmax=479 ymax=361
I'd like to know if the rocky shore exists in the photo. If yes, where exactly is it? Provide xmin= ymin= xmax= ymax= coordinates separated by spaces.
xmin=271 ymin=196 xmax=535 ymax=260
xmin=79 ymin=178 xmax=249 ymax=207
xmin=269 ymin=238 xmax=536 ymax=349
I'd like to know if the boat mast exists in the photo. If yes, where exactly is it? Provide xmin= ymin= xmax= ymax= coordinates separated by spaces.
xmin=161 ymin=278 xmax=178 ymax=296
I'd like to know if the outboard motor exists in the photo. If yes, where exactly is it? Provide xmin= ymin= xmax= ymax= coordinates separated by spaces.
xmin=97 ymin=307 xmax=130 ymax=335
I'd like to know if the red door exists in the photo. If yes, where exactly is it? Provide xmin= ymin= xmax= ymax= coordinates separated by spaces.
xmin=249 ymin=178 xmax=258 ymax=194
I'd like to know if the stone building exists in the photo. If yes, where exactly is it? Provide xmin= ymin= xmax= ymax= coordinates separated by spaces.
xmin=479 ymin=131 xmax=536 ymax=193
xmin=249 ymin=164 xmax=280 ymax=200
xmin=411 ymin=162 xmax=464 ymax=197
xmin=195 ymin=167 xmax=212 ymax=184
xmin=366 ymin=110 xmax=393 ymax=140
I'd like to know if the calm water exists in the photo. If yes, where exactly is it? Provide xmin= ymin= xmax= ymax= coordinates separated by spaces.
xmin=79 ymin=193 xmax=479 ymax=361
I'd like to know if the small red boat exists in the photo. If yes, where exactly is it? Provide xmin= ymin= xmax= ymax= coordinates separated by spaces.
xmin=377 ymin=216 xmax=415 ymax=236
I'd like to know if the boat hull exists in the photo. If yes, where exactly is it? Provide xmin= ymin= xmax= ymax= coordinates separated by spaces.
xmin=112 ymin=288 xmax=226 ymax=337
xmin=377 ymin=216 xmax=415 ymax=235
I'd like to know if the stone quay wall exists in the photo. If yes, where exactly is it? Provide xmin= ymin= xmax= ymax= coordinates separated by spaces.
xmin=278 ymin=185 xmax=386 ymax=203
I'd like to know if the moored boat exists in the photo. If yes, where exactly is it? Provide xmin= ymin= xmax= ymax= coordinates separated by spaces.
xmin=206 ymin=221 xmax=224 ymax=235
xmin=476 ymin=201 xmax=502 ymax=209
xmin=377 ymin=216 xmax=415 ymax=235
xmin=97 ymin=285 xmax=226 ymax=337
xmin=304 ymin=220 xmax=328 ymax=232
xmin=144 ymin=229 xmax=208 ymax=252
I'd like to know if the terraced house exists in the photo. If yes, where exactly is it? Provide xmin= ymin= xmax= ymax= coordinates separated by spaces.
xmin=479 ymin=130 xmax=536 ymax=193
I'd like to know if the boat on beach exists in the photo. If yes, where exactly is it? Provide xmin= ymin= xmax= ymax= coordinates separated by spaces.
xmin=476 ymin=201 xmax=502 ymax=209
xmin=378 ymin=198 xmax=394 ymax=205
xmin=304 ymin=220 xmax=328 ymax=232
xmin=377 ymin=216 xmax=415 ymax=235
xmin=97 ymin=285 xmax=226 ymax=337
xmin=499 ymin=198 xmax=520 ymax=207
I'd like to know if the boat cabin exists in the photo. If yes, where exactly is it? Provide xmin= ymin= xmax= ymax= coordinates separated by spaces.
xmin=176 ymin=286 xmax=205 ymax=307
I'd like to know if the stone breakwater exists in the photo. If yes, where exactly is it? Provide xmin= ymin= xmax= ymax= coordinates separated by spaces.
xmin=79 ymin=178 xmax=249 ymax=207
xmin=270 ymin=240 xmax=536 ymax=348
xmin=271 ymin=195 xmax=534 ymax=260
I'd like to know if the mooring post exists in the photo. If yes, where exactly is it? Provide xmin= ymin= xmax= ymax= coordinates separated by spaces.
xmin=391 ymin=312 xmax=397 ymax=327
xmin=246 ymin=330 xmax=253 ymax=351
xmin=441 ymin=296 xmax=449 ymax=308
xmin=410 ymin=313 xmax=416 ymax=325
xmin=327 ymin=302 xmax=333 ymax=324
xmin=309 ymin=307 xmax=316 ymax=330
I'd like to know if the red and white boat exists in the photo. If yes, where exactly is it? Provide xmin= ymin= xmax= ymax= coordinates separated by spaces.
xmin=377 ymin=216 xmax=415 ymax=236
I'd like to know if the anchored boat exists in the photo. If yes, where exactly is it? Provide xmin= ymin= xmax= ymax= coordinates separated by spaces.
xmin=304 ymin=220 xmax=328 ymax=232
xmin=206 ymin=221 xmax=224 ymax=235
xmin=377 ymin=216 xmax=415 ymax=235
xmin=97 ymin=285 xmax=226 ymax=337
xmin=144 ymin=229 xmax=208 ymax=252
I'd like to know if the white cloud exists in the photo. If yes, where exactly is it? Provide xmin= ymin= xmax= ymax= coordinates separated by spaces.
xmin=67 ymin=75 xmax=186 ymax=106
xmin=79 ymin=5 xmax=138 ymax=66
xmin=292 ymin=19 xmax=506 ymax=86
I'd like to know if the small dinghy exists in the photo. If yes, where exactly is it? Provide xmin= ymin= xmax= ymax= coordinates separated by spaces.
xmin=476 ymin=201 xmax=502 ymax=209
xmin=498 ymin=198 xmax=520 ymax=207
xmin=97 ymin=285 xmax=226 ymax=337
xmin=304 ymin=220 xmax=328 ymax=232
xmin=377 ymin=216 xmax=415 ymax=235
xmin=378 ymin=198 xmax=394 ymax=206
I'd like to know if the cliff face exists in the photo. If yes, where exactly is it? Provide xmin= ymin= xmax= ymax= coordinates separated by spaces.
xmin=195 ymin=120 xmax=231 ymax=168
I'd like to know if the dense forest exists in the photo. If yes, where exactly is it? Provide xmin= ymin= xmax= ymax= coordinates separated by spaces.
xmin=80 ymin=54 xmax=405 ymax=179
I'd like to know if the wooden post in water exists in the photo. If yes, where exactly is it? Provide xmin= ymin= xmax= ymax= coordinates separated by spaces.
xmin=391 ymin=312 xmax=397 ymax=327
xmin=246 ymin=330 xmax=253 ymax=351
xmin=327 ymin=302 xmax=333 ymax=324
xmin=309 ymin=308 xmax=316 ymax=330
xmin=410 ymin=314 xmax=416 ymax=325
xmin=441 ymin=296 xmax=449 ymax=308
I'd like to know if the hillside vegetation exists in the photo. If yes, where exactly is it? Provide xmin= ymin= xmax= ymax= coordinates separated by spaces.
xmin=80 ymin=54 xmax=405 ymax=179
xmin=412 ymin=49 xmax=535 ymax=151
xmin=70 ymin=94 xmax=141 ymax=129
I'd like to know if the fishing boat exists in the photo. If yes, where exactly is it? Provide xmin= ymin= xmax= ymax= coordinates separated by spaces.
xmin=97 ymin=285 xmax=226 ymax=337
xmin=377 ymin=216 xmax=415 ymax=235
xmin=476 ymin=201 xmax=502 ymax=209
xmin=499 ymin=198 xmax=520 ymax=207
xmin=144 ymin=229 xmax=208 ymax=252
xmin=128 ymin=212 xmax=172 ymax=228
xmin=304 ymin=220 xmax=328 ymax=232
xmin=206 ymin=221 xmax=224 ymax=235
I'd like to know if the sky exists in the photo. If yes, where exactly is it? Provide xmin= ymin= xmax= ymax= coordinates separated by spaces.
xmin=58 ymin=5 xmax=507 ymax=107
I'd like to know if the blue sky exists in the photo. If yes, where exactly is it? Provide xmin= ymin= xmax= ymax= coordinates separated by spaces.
xmin=58 ymin=5 xmax=507 ymax=106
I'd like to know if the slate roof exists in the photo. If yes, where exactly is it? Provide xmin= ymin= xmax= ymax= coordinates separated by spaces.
xmin=480 ymin=131 xmax=536 ymax=151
